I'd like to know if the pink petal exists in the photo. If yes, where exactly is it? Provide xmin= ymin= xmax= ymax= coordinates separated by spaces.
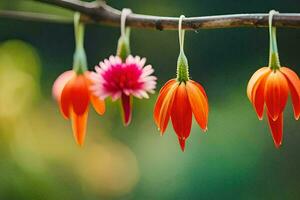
xmin=52 ymin=70 xmax=75 ymax=101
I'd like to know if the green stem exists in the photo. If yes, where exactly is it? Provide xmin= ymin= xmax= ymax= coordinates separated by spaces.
xmin=116 ymin=28 xmax=131 ymax=62
xmin=268 ymin=10 xmax=280 ymax=70
xmin=73 ymin=12 xmax=87 ymax=74
xmin=176 ymin=15 xmax=189 ymax=82
xmin=116 ymin=9 xmax=132 ymax=62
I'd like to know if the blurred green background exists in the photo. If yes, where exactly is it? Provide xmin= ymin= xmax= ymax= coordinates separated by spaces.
xmin=0 ymin=0 xmax=300 ymax=199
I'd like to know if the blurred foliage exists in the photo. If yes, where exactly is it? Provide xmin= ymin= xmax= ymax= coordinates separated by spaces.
xmin=0 ymin=0 xmax=300 ymax=200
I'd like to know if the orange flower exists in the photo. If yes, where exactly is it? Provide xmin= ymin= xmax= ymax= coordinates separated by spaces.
xmin=154 ymin=79 xmax=209 ymax=151
xmin=247 ymin=67 xmax=300 ymax=147
xmin=53 ymin=70 xmax=105 ymax=146
xmin=52 ymin=13 xmax=105 ymax=146
xmin=247 ymin=10 xmax=300 ymax=148
xmin=154 ymin=15 xmax=209 ymax=151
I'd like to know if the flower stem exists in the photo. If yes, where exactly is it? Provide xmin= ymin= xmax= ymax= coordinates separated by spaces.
xmin=73 ymin=12 xmax=87 ymax=74
xmin=268 ymin=10 xmax=280 ymax=70
xmin=117 ymin=28 xmax=131 ymax=62
xmin=176 ymin=15 xmax=189 ymax=82
xmin=117 ymin=9 xmax=132 ymax=62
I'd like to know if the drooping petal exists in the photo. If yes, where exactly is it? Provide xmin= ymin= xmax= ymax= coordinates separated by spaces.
xmin=158 ymin=82 xmax=178 ymax=134
xmin=186 ymin=81 xmax=209 ymax=131
xmin=178 ymin=137 xmax=186 ymax=152
xmin=121 ymin=94 xmax=132 ymax=126
xmin=70 ymin=75 xmax=90 ymax=115
xmin=85 ymin=72 xmax=106 ymax=116
xmin=60 ymin=79 xmax=73 ymax=119
xmin=52 ymin=70 xmax=75 ymax=101
xmin=267 ymin=112 xmax=283 ymax=148
xmin=71 ymin=108 xmax=89 ymax=146
xmin=153 ymin=79 xmax=177 ymax=126
xmin=171 ymin=83 xmax=192 ymax=151
xmin=90 ymin=93 xmax=106 ymax=115
xmin=247 ymin=67 xmax=270 ymax=101
xmin=281 ymin=67 xmax=300 ymax=120
xmin=264 ymin=71 xmax=289 ymax=121
xmin=252 ymin=73 xmax=269 ymax=120
xmin=189 ymin=80 xmax=208 ymax=100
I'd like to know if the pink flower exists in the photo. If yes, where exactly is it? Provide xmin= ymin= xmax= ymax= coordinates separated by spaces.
xmin=90 ymin=55 xmax=157 ymax=125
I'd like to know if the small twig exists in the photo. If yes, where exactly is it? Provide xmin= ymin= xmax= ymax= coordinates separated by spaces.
xmin=0 ymin=10 xmax=72 ymax=24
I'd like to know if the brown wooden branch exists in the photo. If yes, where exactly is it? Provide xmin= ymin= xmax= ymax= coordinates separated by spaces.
xmin=1 ymin=0 xmax=300 ymax=30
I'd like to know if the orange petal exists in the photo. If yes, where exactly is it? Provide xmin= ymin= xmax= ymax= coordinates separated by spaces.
xmin=252 ymin=73 xmax=268 ymax=120
xmin=153 ymin=79 xmax=177 ymax=126
xmin=70 ymin=75 xmax=90 ymax=115
xmin=90 ymin=93 xmax=106 ymax=115
xmin=247 ymin=67 xmax=270 ymax=101
xmin=60 ymin=79 xmax=73 ymax=119
xmin=52 ymin=70 xmax=75 ymax=101
xmin=189 ymin=80 xmax=208 ymax=100
xmin=158 ymin=82 xmax=178 ymax=134
xmin=267 ymin=112 xmax=283 ymax=148
xmin=84 ymin=72 xmax=106 ymax=116
xmin=281 ymin=67 xmax=300 ymax=120
xmin=170 ymin=83 xmax=192 ymax=151
xmin=186 ymin=81 xmax=209 ymax=131
xmin=264 ymin=71 xmax=289 ymax=121
xmin=71 ymin=109 xmax=89 ymax=146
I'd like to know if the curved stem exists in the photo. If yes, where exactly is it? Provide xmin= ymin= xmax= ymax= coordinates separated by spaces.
xmin=178 ymin=15 xmax=185 ymax=52
xmin=120 ymin=8 xmax=132 ymax=38
xmin=117 ymin=9 xmax=132 ymax=61
xmin=177 ymin=15 xmax=189 ymax=82
xmin=268 ymin=10 xmax=281 ymax=70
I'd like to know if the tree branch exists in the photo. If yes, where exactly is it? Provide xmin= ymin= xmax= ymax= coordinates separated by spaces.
xmin=2 ymin=0 xmax=300 ymax=30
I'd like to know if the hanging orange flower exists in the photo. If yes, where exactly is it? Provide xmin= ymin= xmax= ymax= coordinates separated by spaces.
xmin=247 ymin=67 xmax=299 ymax=148
xmin=154 ymin=15 xmax=209 ymax=151
xmin=53 ymin=71 xmax=105 ymax=146
xmin=154 ymin=79 xmax=208 ymax=151
xmin=247 ymin=10 xmax=300 ymax=148
xmin=52 ymin=13 xmax=105 ymax=146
